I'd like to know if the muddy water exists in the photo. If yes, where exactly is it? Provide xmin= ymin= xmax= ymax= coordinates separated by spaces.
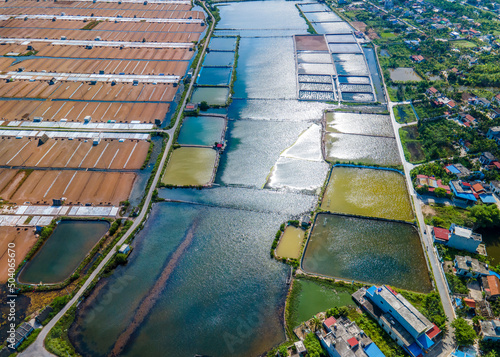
xmin=321 ymin=166 xmax=414 ymax=221
xmin=162 ymin=147 xmax=217 ymax=186
xmin=303 ymin=214 xmax=432 ymax=292
xmin=276 ymin=226 xmax=305 ymax=259
xmin=191 ymin=86 xmax=229 ymax=105
xmin=19 ymin=220 xmax=109 ymax=284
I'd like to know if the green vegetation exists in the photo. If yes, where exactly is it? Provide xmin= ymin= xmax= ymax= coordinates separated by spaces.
xmin=349 ymin=309 xmax=405 ymax=357
xmin=393 ymin=105 xmax=417 ymax=124
xmin=397 ymin=290 xmax=448 ymax=332
xmin=445 ymin=273 xmax=469 ymax=295
xmin=451 ymin=40 xmax=476 ymax=49
xmin=16 ymin=328 xmax=41 ymax=352
xmin=303 ymin=333 xmax=325 ymax=357
xmin=45 ymin=306 xmax=79 ymax=357
xmin=399 ymin=126 xmax=426 ymax=163
xmin=81 ymin=20 xmax=100 ymax=30
xmin=451 ymin=318 xmax=477 ymax=346
xmin=423 ymin=205 xmax=473 ymax=229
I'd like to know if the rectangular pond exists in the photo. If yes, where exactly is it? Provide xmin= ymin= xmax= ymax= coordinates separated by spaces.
xmin=321 ymin=166 xmax=414 ymax=221
xmin=388 ymin=67 xmax=423 ymax=82
xmin=325 ymin=112 xmax=394 ymax=137
xmin=326 ymin=34 xmax=357 ymax=43
xmin=276 ymin=226 xmax=305 ymax=259
xmin=209 ymin=37 xmax=238 ymax=52
xmin=305 ymin=12 xmax=342 ymax=23
xmin=328 ymin=43 xmax=362 ymax=53
xmin=18 ymin=220 xmax=109 ymax=284
xmin=202 ymin=51 xmax=235 ymax=67
xmin=177 ymin=116 xmax=226 ymax=147
xmin=191 ymin=86 xmax=229 ymax=106
xmin=333 ymin=54 xmax=369 ymax=76
xmin=162 ymin=147 xmax=217 ymax=186
xmin=290 ymin=279 xmax=355 ymax=328
xmin=197 ymin=67 xmax=233 ymax=86
xmin=324 ymin=133 xmax=401 ymax=166
xmin=312 ymin=22 xmax=353 ymax=34
xmin=302 ymin=214 xmax=432 ymax=292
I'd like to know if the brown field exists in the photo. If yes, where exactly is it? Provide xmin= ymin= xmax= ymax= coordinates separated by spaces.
xmin=295 ymin=35 xmax=329 ymax=51
xmin=0 ymin=99 xmax=169 ymax=123
xmin=1 ymin=169 xmax=136 ymax=205
xmin=0 ymin=137 xmax=149 ymax=170
xmin=0 ymin=227 xmax=37 ymax=283
xmin=10 ymin=58 xmax=189 ymax=76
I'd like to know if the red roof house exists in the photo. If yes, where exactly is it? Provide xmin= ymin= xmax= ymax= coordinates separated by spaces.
xmin=433 ymin=227 xmax=450 ymax=242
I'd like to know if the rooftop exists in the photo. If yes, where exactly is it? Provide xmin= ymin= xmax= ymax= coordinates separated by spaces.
xmin=370 ymin=286 xmax=433 ymax=336
xmin=481 ymin=320 xmax=500 ymax=338
xmin=433 ymin=226 xmax=450 ymax=241
xmin=450 ymin=224 xmax=481 ymax=242
xmin=455 ymin=255 xmax=489 ymax=275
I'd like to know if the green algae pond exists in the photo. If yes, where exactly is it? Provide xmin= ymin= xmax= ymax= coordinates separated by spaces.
xmin=275 ymin=226 xmax=304 ymax=259
xmin=177 ymin=116 xmax=226 ymax=147
xmin=191 ymin=86 xmax=229 ymax=106
xmin=19 ymin=220 xmax=109 ymax=284
xmin=321 ymin=166 xmax=414 ymax=221
xmin=162 ymin=147 xmax=217 ymax=187
xmin=289 ymin=279 xmax=355 ymax=328
xmin=302 ymin=214 xmax=432 ymax=292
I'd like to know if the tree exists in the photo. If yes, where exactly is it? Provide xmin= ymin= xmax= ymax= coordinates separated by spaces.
xmin=303 ymin=333 xmax=324 ymax=357
xmin=468 ymin=204 xmax=500 ymax=228
xmin=434 ymin=187 xmax=447 ymax=198
xmin=310 ymin=316 xmax=321 ymax=332
xmin=199 ymin=101 xmax=209 ymax=111
xmin=451 ymin=318 xmax=477 ymax=346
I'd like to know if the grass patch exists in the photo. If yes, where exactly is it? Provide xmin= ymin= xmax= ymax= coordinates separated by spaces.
xmin=393 ymin=104 xmax=417 ymax=124
xmin=445 ymin=273 xmax=469 ymax=294
xmin=423 ymin=204 xmax=473 ymax=229
xmin=81 ymin=20 xmax=100 ymax=30
xmin=399 ymin=126 xmax=426 ymax=163
xmin=45 ymin=306 xmax=79 ymax=357
xmin=451 ymin=40 xmax=476 ymax=48
xmin=349 ymin=309 xmax=406 ymax=357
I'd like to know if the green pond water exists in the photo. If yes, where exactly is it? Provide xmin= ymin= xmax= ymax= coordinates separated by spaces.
xmin=191 ymin=86 xmax=229 ymax=105
xmin=388 ymin=68 xmax=422 ymax=82
xmin=302 ymin=214 xmax=432 ymax=292
xmin=321 ymin=166 xmax=414 ymax=221
xmin=276 ymin=226 xmax=304 ymax=259
xmin=162 ymin=147 xmax=217 ymax=186
xmin=177 ymin=116 xmax=226 ymax=146
xmin=291 ymin=279 xmax=355 ymax=327
xmin=19 ymin=220 xmax=109 ymax=284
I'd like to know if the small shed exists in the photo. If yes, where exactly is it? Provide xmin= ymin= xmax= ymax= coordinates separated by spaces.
xmin=38 ymin=133 xmax=49 ymax=146
xmin=36 ymin=306 xmax=53 ymax=324
xmin=119 ymin=244 xmax=131 ymax=255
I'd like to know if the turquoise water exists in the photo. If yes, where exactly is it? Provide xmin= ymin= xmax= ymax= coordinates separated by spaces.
xmin=19 ymin=220 xmax=109 ymax=284
xmin=203 ymin=51 xmax=235 ymax=67
xmin=177 ymin=116 xmax=226 ymax=146
xmin=197 ymin=67 xmax=233 ymax=86
xmin=209 ymin=37 xmax=238 ymax=51
xmin=302 ymin=214 xmax=432 ymax=292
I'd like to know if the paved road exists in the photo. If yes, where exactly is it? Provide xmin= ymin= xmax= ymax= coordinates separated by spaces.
xmin=19 ymin=3 xmax=214 ymax=356
xmin=375 ymin=46 xmax=456 ymax=353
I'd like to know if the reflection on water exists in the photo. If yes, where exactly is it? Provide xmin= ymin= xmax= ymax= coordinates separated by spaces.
xmin=191 ymin=86 xmax=229 ymax=105
xmin=228 ymin=99 xmax=329 ymax=121
xmin=217 ymin=120 xmax=310 ymax=187
xmin=303 ymin=214 xmax=432 ymax=292
xmin=325 ymin=112 xmax=394 ymax=137
xmin=72 ymin=201 xmax=311 ymax=356
xmin=324 ymin=132 xmax=401 ymax=166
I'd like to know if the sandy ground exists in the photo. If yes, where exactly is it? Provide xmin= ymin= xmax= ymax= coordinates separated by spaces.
xmin=0 ymin=226 xmax=38 ymax=283
xmin=0 ymin=137 xmax=149 ymax=169
xmin=5 ymin=170 xmax=136 ymax=206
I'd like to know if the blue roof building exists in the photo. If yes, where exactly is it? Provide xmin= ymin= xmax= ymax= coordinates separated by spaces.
xmin=352 ymin=286 xmax=441 ymax=357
